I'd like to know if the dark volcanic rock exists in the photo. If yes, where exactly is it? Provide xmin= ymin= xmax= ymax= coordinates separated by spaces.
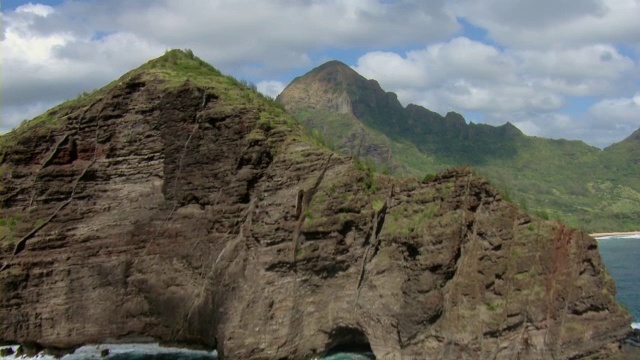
xmin=0 ymin=51 xmax=632 ymax=359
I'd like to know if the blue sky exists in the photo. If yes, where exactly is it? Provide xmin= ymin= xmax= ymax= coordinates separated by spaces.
xmin=2 ymin=0 xmax=639 ymax=147
xmin=2 ymin=0 xmax=62 ymax=8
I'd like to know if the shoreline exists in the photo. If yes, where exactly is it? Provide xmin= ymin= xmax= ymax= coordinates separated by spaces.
xmin=590 ymin=231 xmax=640 ymax=238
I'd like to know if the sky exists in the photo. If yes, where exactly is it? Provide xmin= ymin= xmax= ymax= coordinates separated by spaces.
xmin=1 ymin=0 xmax=639 ymax=148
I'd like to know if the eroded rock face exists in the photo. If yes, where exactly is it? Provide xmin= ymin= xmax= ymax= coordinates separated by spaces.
xmin=0 ymin=72 xmax=631 ymax=359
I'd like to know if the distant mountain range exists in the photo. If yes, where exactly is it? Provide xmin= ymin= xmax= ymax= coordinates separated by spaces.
xmin=277 ymin=60 xmax=640 ymax=232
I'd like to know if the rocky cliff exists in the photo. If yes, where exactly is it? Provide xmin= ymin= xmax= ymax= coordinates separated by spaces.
xmin=0 ymin=50 xmax=632 ymax=359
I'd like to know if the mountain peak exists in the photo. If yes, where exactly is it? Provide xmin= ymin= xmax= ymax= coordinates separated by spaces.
xmin=126 ymin=48 xmax=223 ymax=80
xmin=444 ymin=111 xmax=467 ymax=127
xmin=156 ymin=48 xmax=198 ymax=62
xmin=276 ymin=60 xmax=367 ymax=114
xmin=623 ymin=127 xmax=640 ymax=142
xmin=501 ymin=121 xmax=524 ymax=136
xmin=294 ymin=60 xmax=363 ymax=90
xmin=1 ymin=49 xmax=288 ymax=154
xmin=312 ymin=59 xmax=353 ymax=72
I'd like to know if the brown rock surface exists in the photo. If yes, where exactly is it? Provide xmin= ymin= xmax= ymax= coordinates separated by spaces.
xmin=0 ymin=51 xmax=632 ymax=359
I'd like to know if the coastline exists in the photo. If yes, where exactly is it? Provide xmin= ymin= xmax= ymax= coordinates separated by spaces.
xmin=590 ymin=231 xmax=640 ymax=238
xmin=0 ymin=343 xmax=218 ymax=360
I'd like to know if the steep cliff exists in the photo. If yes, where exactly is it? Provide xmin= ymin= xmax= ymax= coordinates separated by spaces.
xmin=0 ymin=50 xmax=632 ymax=359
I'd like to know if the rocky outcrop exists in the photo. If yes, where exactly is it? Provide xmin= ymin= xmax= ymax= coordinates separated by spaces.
xmin=276 ymin=61 xmax=400 ymax=172
xmin=278 ymin=60 xmax=356 ymax=115
xmin=0 ymin=51 xmax=632 ymax=359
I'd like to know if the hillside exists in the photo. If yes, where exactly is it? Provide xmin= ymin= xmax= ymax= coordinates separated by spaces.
xmin=277 ymin=61 xmax=640 ymax=232
xmin=0 ymin=50 xmax=632 ymax=359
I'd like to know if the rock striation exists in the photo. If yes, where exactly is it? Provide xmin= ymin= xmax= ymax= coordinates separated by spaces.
xmin=0 ymin=50 xmax=632 ymax=359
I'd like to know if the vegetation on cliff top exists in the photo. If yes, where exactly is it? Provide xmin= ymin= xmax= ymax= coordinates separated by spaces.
xmin=0 ymin=49 xmax=301 ymax=155
xmin=278 ymin=61 xmax=640 ymax=233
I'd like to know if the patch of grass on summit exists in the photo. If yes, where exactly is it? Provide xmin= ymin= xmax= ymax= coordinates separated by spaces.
xmin=1 ymin=49 xmax=303 ymax=157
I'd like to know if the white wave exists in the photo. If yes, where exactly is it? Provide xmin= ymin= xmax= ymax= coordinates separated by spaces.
xmin=633 ymin=322 xmax=640 ymax=330
xmin=1 ymin=343 xmax=217 ymax=360
xmin=1 ymin=345 xmax=55 ymax=360
xmin=595 ymin=234 xmax=640 ymax=240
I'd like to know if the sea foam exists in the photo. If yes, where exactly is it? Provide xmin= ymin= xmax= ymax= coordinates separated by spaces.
xmin=1 ymin=344 xmax=217 ymax=360
xmin=595 ymin=234 xmax=640 ymax=240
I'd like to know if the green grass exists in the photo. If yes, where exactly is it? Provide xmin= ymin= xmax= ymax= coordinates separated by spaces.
xmin=353 ymin=157 xmax=379 ymax=194
xmin=284 ymin=77 xmax=640 ymax=232
xmin=0 ymin=215 xmax=21 ymax=244
xmin=0 ymin=215 xmax=21 ymax=231
xmin=279 ymin=61 xmax=640 ymax=232
xmin=1 ymin=49 xmax=306 ymax=156
xmin=372 ymin=198 xmax=385 ymax=212
xmin=485 ymin=302 xmax=497 ymax=312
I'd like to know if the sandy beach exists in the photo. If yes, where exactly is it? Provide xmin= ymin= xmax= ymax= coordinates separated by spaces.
xmin=590 ymin=231 xmax=640 ymax=238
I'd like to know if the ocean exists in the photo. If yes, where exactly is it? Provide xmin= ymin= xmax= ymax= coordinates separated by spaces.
xmin=0 ymin=344 xmax=375 ymax=360
xmin=0 ymin=344 xmax=218 ymax=360
xmin=597 ymin=234 xmax=640 ymax=330
xmin=2 ymin=236 xmax=637 ymax=360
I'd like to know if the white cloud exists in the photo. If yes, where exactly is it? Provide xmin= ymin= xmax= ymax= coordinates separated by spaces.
xmin=511 ymin=120 xmax=541 ymax=137
xmin=351 ymin=51 xmax=429 ymax=89
xmin=93 ymin=0 xmax=459 ymax=71
xmin=354 ymin=38 xmax=634 ymax=114
xmin=588 ymin=93 xmax=640 ymax=129
xmin=450 ymin=0 xmax=640 ymax=48
xmin=352 ymin=36 xmax=639 ymax=147
xmin=511 ymin=113 xmax=573 ymax=136
xmin=1 ymin=0 xmax=459 ymax=133
xmin=496 ymin=94 xmax=640 ymax=148
xmin=0 ymin=101 xmax=57 ymax=133
xmin=256 ymin=81 xmax=286 ymax=99
xmin=493 ymin=97 xmax=640 ymax=148
xmin=0 ymin=4 xmax=167 ymax=131
xmin=1 ymin=0 xmax=639 ymax=147
xmin=514 ymin=45 xmax=635 ymax=82
xmin=15 ymin=3 xmax=55 ymax=17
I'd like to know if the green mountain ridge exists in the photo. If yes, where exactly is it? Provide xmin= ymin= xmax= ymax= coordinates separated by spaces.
xmin=277 ymin=60 xmax=640 ymax=232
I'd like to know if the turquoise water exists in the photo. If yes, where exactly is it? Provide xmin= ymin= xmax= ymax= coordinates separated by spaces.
xmin=598 ymin=235 xmax=640 ymax=329
xmin=320 ymin=352 xmax=374 ymax=360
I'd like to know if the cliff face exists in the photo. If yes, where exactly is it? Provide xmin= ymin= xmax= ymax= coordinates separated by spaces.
xmin=0 ymin=51 xmax=632 ymax=359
